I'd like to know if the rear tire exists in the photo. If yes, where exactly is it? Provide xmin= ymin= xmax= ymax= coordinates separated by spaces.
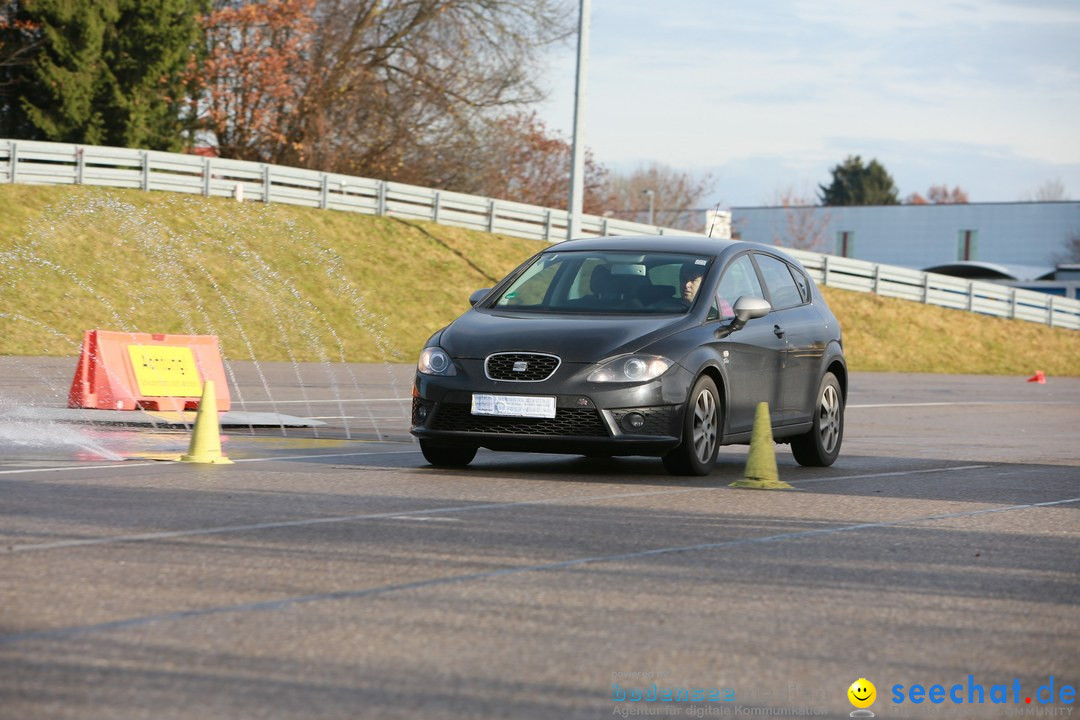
xmin=420 ymin=440 xmax=477 ymax=467
xmin=791 ymin=372 xmax=843 ymax=467
xmin=662 ymin=375 xmax=721 ymax=476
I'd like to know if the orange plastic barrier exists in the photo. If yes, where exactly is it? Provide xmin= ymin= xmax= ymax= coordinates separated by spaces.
xmin=68 ymin=330 xmax=231 ymax=412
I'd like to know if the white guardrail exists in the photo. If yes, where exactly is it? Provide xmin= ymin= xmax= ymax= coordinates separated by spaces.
xmin=2 ymin=138 xmax=1078 ymax=330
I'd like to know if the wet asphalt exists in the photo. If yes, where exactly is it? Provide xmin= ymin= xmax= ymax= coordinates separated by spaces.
xmin=0 ymin=360 xmax=1078 ymax=719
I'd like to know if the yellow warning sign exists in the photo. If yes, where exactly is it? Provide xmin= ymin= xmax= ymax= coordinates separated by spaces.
xmin=127 ymin=345 xmax=203 ymax=397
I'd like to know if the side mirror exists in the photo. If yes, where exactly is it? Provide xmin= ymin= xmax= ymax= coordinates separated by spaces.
xmin=468 ymin=288 xmax=491 ymax=306
xmin=733 ymin=295 xmax=771 ymax=324
xmin=714 ymin=296 xmax=771 ymax=338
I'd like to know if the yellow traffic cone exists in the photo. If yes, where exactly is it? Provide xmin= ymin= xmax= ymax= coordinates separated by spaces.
xmin=730 ymin=402 xmax=792 ymax=490
xmin=180 ymin=380 xmax=233 ymax=464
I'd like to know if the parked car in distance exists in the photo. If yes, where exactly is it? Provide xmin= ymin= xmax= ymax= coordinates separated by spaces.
xmin=411 ymin=236 xmax=846 ymax=475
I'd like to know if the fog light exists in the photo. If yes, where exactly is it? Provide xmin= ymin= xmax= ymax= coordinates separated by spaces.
xmin=415 ymin=404 xmax=429 ymax=421
xmin=623 ymin=412 xmax=646 ymax=431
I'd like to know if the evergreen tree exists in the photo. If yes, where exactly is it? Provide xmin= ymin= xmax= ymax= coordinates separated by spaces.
xmin=818 ymin=155 xmax=900 ymax=206
xmin=1 ymin=0 xmax=203 ymax=150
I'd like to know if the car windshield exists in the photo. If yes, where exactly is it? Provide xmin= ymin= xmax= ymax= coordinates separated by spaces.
xmin=491 ymin=251 xmax=714 ymax=314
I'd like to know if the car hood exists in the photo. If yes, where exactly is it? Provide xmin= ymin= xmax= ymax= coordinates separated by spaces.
xmin=440 ymin=310 xmax=688 ymax=363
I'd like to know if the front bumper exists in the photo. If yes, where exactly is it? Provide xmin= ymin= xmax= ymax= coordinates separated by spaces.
xmin=410 ymin=358 xmax=693 ymax=457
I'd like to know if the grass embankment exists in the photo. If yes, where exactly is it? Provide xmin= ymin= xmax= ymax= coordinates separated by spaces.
xmin=1 ymin=185 xmax=1077 ymax=375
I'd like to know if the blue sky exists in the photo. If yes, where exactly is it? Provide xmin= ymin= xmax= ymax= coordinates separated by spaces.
xmin=534 ymin=0 xmax=1080 ymax=208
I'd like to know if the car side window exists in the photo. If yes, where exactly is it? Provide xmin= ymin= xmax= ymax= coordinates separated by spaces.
xmin=714 ymin=254 xmax=765 ymax=320
xmin=754 ymin=254 xmax=804 ymax=311
xmin=790 ymin=264 xmax=812 ymax=303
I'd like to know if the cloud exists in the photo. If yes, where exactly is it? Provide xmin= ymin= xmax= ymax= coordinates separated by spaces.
xmin=535 ymin=0 xmax=1080 ymax=203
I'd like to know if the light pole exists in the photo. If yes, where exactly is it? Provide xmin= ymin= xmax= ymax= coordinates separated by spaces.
xmin=567 ymin=0 xmax=590 ymax=240
xmin=643 ymin=189 xmax=655 ymax=226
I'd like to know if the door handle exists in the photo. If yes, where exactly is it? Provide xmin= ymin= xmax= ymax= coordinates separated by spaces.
xmin=773 ymin=324 xmax=785 ymax=338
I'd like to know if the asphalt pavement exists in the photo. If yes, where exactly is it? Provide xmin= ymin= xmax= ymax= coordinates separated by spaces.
xmin=1 ymin=360 xmax=1078 ymax=719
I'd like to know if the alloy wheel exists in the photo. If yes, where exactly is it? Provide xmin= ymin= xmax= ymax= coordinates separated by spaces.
xmin=818 ymin=384 xmax=841 ymax=454
xmin=692 ymin=388 xmax=718 ymax=463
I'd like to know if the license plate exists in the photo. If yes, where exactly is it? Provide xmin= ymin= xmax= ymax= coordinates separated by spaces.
xmin=471 ymin=394 xmax=556 ymax=419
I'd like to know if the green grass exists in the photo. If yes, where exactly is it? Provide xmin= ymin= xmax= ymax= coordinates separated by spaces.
xmin=1 ymin=185 xmax=1078 ymax=375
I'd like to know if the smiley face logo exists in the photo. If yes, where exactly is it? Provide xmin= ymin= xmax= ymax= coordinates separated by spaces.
xmin=848 ymin=678 xmax=877 ymax=709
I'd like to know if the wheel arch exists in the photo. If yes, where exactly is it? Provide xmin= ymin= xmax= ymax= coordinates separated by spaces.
xmin=826 ymin=358 xmax=847 ymax=401
xmin=696 ymin=362 xmax=728 ymax=437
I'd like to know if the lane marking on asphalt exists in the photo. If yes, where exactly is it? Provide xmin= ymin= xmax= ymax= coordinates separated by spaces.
xmin=0 ymin=461 xmax=160 ymax=475
xmin=2 ymin=464 xmax=992 ymax=553
xmin=4 ymin=495 xmax=1077 ymax=645
xmin=849 ymin=401 xmax=1076 ymax=409
xmin=233 ymin=398 xmax=409 ymax=405
xmin=0 ymin=449 xmax=422 ymax=477
xmin=787 ymin=464 xmax=989 ymax=485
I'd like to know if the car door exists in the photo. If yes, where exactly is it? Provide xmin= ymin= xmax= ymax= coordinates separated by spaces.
xmin=712 ymin=253 xmax=783 ymax=434
xmin=751 ymin=253 xmax=823 ymax=424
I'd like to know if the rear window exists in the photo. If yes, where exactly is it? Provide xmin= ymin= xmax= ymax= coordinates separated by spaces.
xmin=754 ymin=254 xmax=805 ymax=311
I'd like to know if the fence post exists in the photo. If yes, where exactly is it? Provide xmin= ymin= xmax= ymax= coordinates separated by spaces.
xmin=602 ymin=217 xmax=610 ymax=236
xmin=872 ymin=264 xmax=881 ymax=294
xmin=822 ymin=256 xmax=830 ymax=286
xmin=141 ymin=150 xmax=149 ymax=191
xmin=203 ymin=158 xmax=211 ymax=197
xmin=262 ymin=165 xmax=271 ymax=203
xmin=377 ymin=181 xmax=387 ymax=215
xmin=922 ymin=273 xmax=931 ymax=303
xmin=487 ymin=199 xmax=497 ymax=233
xmin=1048 ymin=296 xmax=1055 ymax=327
xmin=967 ymin=281 xmax=975 ymax=312
xmin=544 ymin=210 xmax=552 ymax=241
xmin=319 ymin=174 xmax=328 ymax=210
xmin=76 ymin=147 xmax=85 ymax=185
xmin=433 ymin=191 xmax=441 ymax=223
xmin=6 ymin=140 xmax=14 ymax=183
xmin=1010 ymin=288 xmax=1018 ymax=320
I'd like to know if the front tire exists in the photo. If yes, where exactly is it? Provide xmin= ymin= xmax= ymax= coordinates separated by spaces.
xmin=420 ymin=440 xmax=477 ymax=467
xmin=662 ymin=375 xmax=721 ymax=476
xmin=791 ymin=372 xmax=843 ymax=467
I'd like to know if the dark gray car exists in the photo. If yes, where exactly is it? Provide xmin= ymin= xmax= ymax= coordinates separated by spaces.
xmin=411 ymin=236 xmax=846 ymax=475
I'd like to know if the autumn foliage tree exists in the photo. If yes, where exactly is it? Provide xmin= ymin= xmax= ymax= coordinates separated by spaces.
xmin=905 ymin=184 xmax=969 ymax=204
xmin=0 ymin=1 xmax=40 ymax=85
xmin=193 ymin=0 xmax=314 ymax=160
xmin=191 ymin=0 xmax=571 ymax=183
xmin=449 ymin=111 xmax=609 ymax=211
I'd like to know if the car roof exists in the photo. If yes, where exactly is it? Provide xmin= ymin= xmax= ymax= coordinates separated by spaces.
xmin=544 ymin=235 xmax=800 ymax=264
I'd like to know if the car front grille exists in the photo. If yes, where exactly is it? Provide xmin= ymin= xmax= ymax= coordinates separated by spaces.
xmin=484 ymin=353 xmax=561 ymax=382
xmin=432 ymin=403 xmax=608 ymax=437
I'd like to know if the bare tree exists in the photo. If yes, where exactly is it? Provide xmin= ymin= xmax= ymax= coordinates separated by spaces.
xmin=768 ymin=185 xmax=831 ymax=251
xmin=597 ymin=162 xmax=715 ymax=230
xmin=1056 ymin=230 xmax=1080 ymax=264
xmin=1025 ymin=178 xmax=1069 ymax=202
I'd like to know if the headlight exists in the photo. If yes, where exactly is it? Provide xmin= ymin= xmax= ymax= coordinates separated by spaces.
xmin=587 ymin=355 xmax=672 ymax=383
xmin=417 ymin=347 xmax=457 ymax=376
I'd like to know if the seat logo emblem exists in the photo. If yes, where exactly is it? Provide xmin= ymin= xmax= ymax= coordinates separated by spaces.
xmin=512 ymin=361 xmax=528 ymax=372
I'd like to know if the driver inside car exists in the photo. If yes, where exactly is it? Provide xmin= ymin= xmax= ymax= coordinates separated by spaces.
xmin=680 ymin=263 xmax=705 ymax=303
